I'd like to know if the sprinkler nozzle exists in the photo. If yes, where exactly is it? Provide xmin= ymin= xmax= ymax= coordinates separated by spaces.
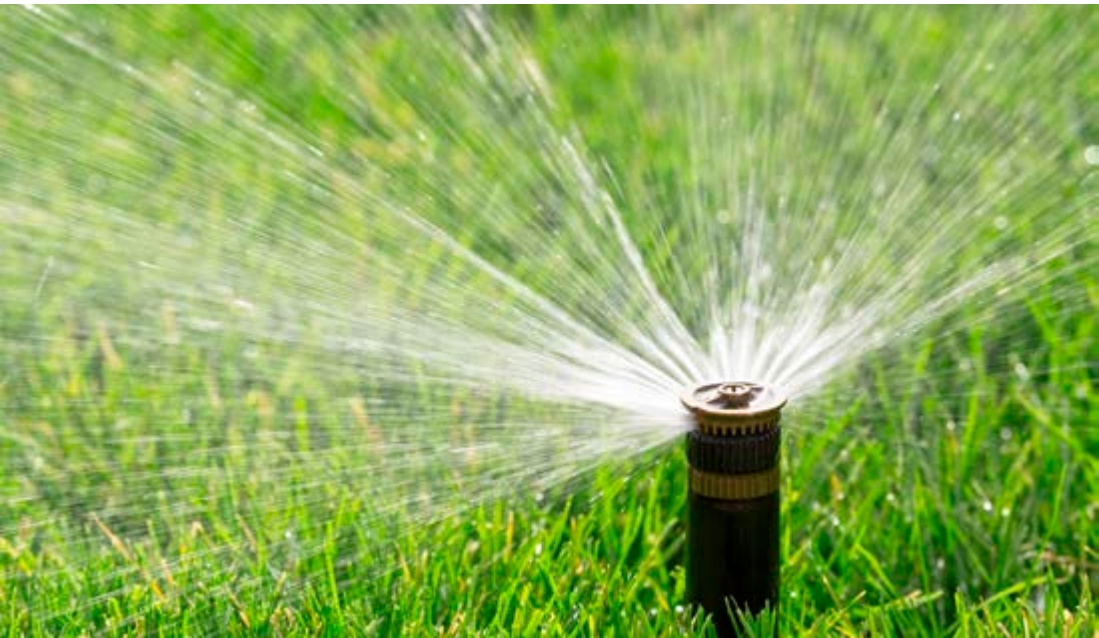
xmin=683 ymin=381 xmax=786 ymax=637
xmin=715 ymin=382 xmax=754 ymax=408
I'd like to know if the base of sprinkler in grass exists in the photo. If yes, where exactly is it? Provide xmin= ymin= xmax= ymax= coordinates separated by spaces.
xmin=682 ymin=382 xmax=786 ymax=637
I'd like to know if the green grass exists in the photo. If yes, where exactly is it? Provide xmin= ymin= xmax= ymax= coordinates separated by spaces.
xmin=1 ymin=6 xmax=1096 ymax=636
xmin=2 ymin=319 xmax=1094 ymax=636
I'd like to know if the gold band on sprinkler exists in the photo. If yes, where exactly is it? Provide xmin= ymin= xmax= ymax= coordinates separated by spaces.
xmin=689 ymin=466 xmax=780 ymax=500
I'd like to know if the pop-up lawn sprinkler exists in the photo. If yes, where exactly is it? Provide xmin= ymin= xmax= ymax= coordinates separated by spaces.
xmin=682 ymin=381 xmax=786 ymax=637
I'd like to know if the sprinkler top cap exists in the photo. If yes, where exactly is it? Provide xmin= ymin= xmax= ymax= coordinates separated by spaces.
xmin=682 ymin=381 xmax=786 ymax=416
xmin=681 ymin=381 xmax=786 ymax=435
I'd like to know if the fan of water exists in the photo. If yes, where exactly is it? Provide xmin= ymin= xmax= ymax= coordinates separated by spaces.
xmin=0 ymin=5 xmax=1094 ymax=630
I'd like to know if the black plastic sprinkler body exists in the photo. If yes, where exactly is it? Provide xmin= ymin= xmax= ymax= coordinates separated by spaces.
xmin=682 ymin=381 xmax=786 ymax=637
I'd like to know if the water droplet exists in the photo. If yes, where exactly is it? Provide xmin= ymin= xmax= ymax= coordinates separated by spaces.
xmin=952 ymin=111 xmax=962 ymax=122
xmin=1084 ymin=145 xmax=1099 ymax=165
xmin=232 ymin=298 xmax=255 ymax=313
xmin=981 ymin=500 xmax=993 ymax=513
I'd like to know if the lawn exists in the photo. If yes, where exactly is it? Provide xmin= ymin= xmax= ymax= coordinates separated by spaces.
xmin=0 ymin=6 xmax=1095 ymax=636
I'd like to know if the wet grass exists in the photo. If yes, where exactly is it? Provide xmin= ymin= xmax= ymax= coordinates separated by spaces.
xmin=2 ymin=309 xmax=1094 ymax=636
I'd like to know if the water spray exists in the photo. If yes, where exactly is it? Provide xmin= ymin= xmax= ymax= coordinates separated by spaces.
xmin=682 ymin=381 xmax=786 ymax=636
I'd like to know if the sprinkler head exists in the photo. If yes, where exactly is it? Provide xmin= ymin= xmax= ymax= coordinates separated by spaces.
xmin=683 ymin=381 xmax=786 ymax=637
xmin=682 ymin=381 xmax=787 ymax=434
